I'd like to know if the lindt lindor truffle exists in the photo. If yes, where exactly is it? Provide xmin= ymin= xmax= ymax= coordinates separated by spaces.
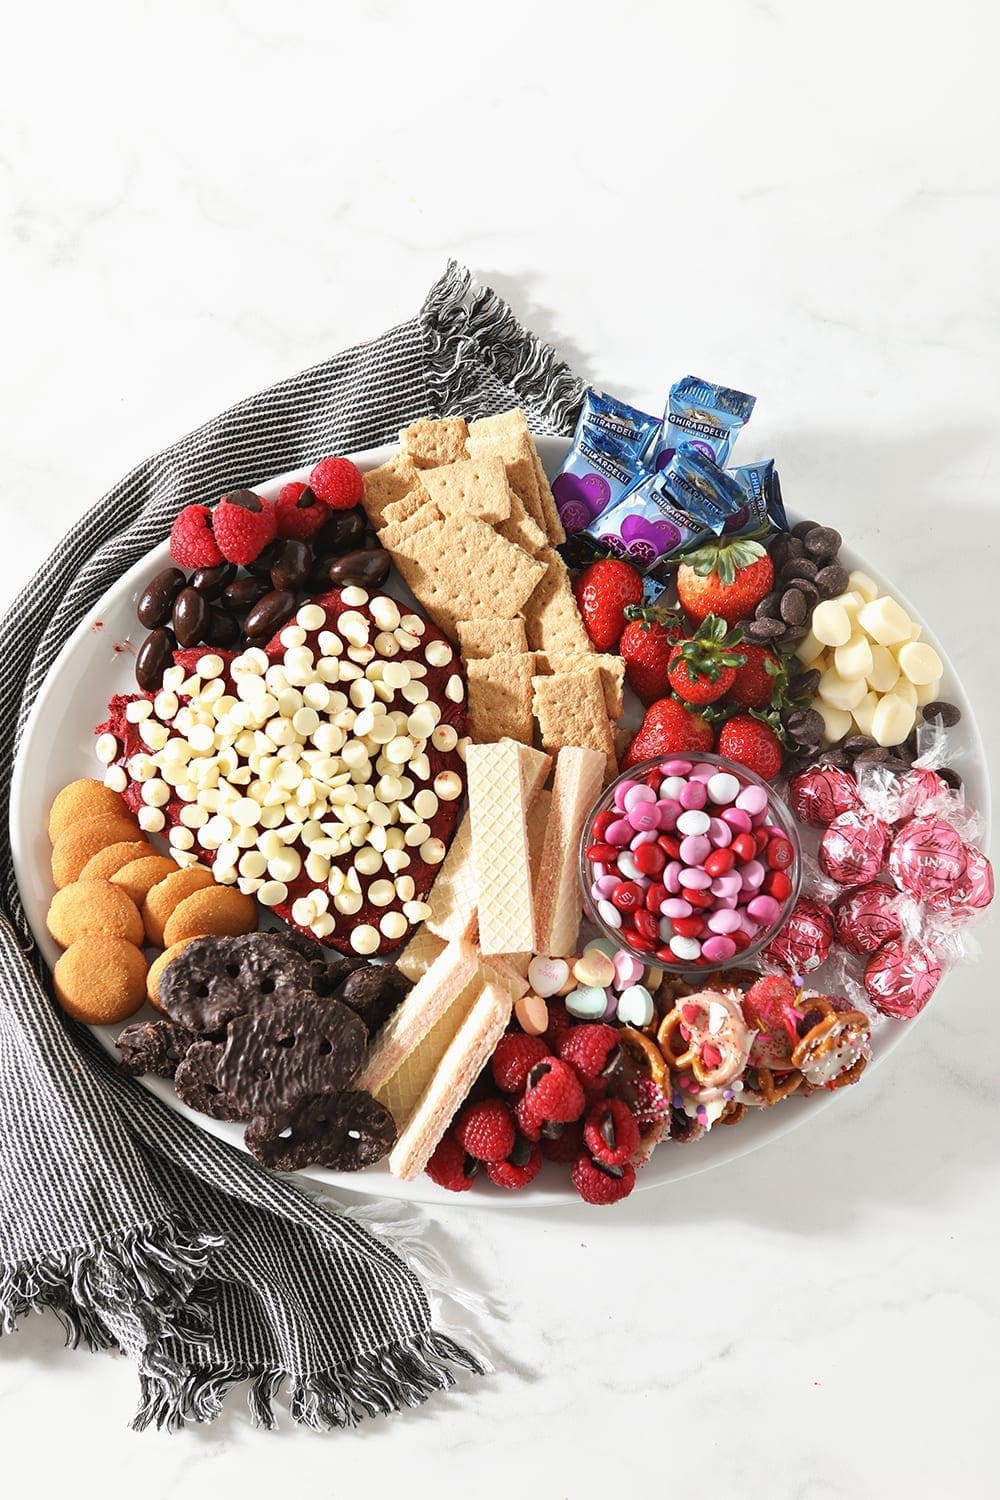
xmin=888 ymin=816 xmax=967 ymax=903
xmin=763 ymin=896 xmax=835 ymax=975
xmin=789 ymin=765 xmax=860 ymax=828
xmin=818 ymin=811 xmax=891 ymax=885
xmin=948 ymin=844 xmax=994 ymax=917
xmin=864 ymin=938 xmax=942 ymax=1019
xmin=833 ymin=882 xmax=904 ymax=956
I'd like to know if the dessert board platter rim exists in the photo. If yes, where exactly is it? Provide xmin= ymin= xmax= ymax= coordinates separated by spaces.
xmin=10 ymin=436 xmax=990 ymax=1208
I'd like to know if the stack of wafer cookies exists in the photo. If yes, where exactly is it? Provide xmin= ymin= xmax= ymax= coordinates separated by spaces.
xmin=362 ymin=409 xmax=619 ymax=778
xmin=364 ymin=741 xmax=605 ymax=1180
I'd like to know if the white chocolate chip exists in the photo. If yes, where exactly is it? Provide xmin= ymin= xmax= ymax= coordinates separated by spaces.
xmin=341 ymin=586 xmax=369 ymax=608
xmin=394 ymin=629 xmax=420 ymax=650
xmin=367 ymin=879 xmax=395 ymax=907
xmin=379 ymin=912 xmax=408 ymax=941
xmin=394 ymin=874 xmax=416 ymax=902
xmin=402 ymin=899 xmax=432 ymax=923
xmin=125 ymin=700 xmax=153 ymax=723
xmin=385 ymin=736 xmax=414 ymax=766
xmin=162 ymin=664 xmax=186 ymax=691
xmin=418 ymin=837 xmax=446 ymax=865
xmin=257 ymin=880 xmax=288 ymax=907
xmin=138 ymin=806 xmax=166 ymax=833
xmin=95 ymin=733 xmax=118 ymax=764
xmin=424 ymin=639 xmax=452 ymax=668
xmin=413 ymin=789 xmax=439 ymax=820
xmin=141 ymin=778 xmax=170 ymax=808
xmin=312 ymin=912 xmax=336 ymax=939
xmin=350 ymin=924 xmax=380 ymax=955
xmin=383 ymin=848 xmax=411 ymax=874
xmin=168 ymin=825 xmax=195 ymax=851
xmin=431 ymin=724 xmax=459 ymax=753
xmin=296 ymin=604 xmax=326 ymax=631
xmin=334 ymin=889 xmax=363 ymax=916
xmin=433 ymin=771 xmax=463 ymax=801
xmin=444 ymin=673 xmax=465 ymax=703
xmin=103 ymin=766 xmax=128 ymax=793
xmin=280 ymin=625 xmax=307 ymax=649
xmin=370 ymin=596 xmax=401 ymax=632
xmin=268 ymin=848 xmax=302 ymax=883
xmin=197 ymin=654 xmax=224 ymax=679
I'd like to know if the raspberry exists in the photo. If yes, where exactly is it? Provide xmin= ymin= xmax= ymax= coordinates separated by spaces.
xmin=454 ymin=1099 xmax=516 ymax=1164
xmin=556 ymin=1024 xmax=621 ymax=1088
xmin=486 ymin=1139 xmax=542 ymax=1190
xmin=583 ymin=1098 xmax=640 ymax=1168
xmin=275 ymin=481 xmax=330 ymax=542
xmin=513 ymin=1093 xmax=543 ymax=1142
xmin=523 ymin=1057 xmax=586 ymax=1126
xmin=542 ymin=1000 xmax=573 ymax=1051
xmin=491 ymin=1033 xmax=551 ymax=1093
xmin=169 ymin=504 xmax=223 ymax=568
xmin=540 ymin=1119 xmax=584 ymax=1164
xmin=308 ymin=455 xmax=364 ymax=510
xmin=571 ymin=1152 xmax=636 ymax=1206
xmin=213 ymin=490 xmax=277 ymax=565
xmin=424 ymin=1132 xmax=478 ymax=1192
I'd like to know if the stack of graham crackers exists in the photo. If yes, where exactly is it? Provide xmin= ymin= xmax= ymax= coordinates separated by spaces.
xmin=358 ymin=739 xmax=606 ymax=1181
xmin=361 ymin=409 xmax=623 ymax=780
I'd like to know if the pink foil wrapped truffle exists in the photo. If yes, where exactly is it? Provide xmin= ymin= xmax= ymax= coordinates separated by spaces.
xmin=888 ymin=767 xmax=948 ymax=823
xmin=833 ymin=882 xmax=904 ymax=956
xmin=789 ymin=765 xmax=860 ymax=828
xmin=763 ymin=896 xmax=835 ymax=976
xmin=888 ymin=815 xmax=966 ymax=903
xmin=818 ymin=811 xmax=891 ymax=886
xmin=948 ymin=844 xmax=994 ymax=919
xmin=864 ymin=938 xmax=942 ymax=1019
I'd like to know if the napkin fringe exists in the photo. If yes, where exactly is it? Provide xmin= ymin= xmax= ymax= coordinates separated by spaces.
xmin=421 ymin=259 xmax=583 ymax=430
xmin=132 ymin=1330 xmax=487 ymax=1432
xmin=0 ymin=1219 xmax=223 ymax=1351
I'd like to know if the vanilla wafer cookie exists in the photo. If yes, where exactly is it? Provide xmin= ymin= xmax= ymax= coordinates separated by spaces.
xmin=396 ymin=926 xmax=446 ymax=983
xmin=466 ymin=741 xmax=535 ymax=955
xmin=425 ymin=812 xmax=478 ymax=942
xmin=534 ymin=747 xmax=606 ymax=956
xmin=374 ymin=965 xmax=484 ymax=1132
xmin=357 ymin=938 xmax=481 ymax=1098
xmin=388 ymin=981 xmax=513 ymax=1180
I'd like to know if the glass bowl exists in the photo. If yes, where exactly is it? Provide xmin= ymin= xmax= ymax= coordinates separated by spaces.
xmin=578 ymin=752 xmax=802 ymax=975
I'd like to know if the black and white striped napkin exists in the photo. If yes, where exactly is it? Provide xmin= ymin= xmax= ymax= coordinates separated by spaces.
xmin=0 ymin=263 xmax=584 ymax=1430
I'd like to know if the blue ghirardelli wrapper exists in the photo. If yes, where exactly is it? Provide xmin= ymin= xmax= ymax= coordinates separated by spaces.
xmin=586 ymin=443 xmax=743 ymax=570
xmin=654 ymin=374 xmax=756 ymax=471
xmin=552 ymin=388 xmax=661 ymax=534
xmin=723 ymin=459 xmax=788 ymax=536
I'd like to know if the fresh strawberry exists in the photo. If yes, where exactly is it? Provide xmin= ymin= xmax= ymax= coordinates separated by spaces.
xmin=665 ymin=615 xmax=746 ymax=705
xmin=676 ymin=537 xmax=775 ymax=626
xmin=726 ymin=644 xmax=782 ymax=710
xmin=716 ymin=713 xmax=784 ymax=780
xmin=623 ymin=697 xmax=714 ymax=768
xmin=618 ymin=605 xmax=686 ymax=706
xmin=573 ymin=558 xmax=643 ymax=651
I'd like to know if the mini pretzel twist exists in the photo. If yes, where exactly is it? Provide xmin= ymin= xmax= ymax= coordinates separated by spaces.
xmin=656 ymin=990 xmax=752 ymax=1091
xmin=791 ymin=997 xmax=871 ymax=1090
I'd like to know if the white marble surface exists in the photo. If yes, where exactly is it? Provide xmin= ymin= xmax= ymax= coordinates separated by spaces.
xmin=2 ymin=1 xmax=998 ymax=1495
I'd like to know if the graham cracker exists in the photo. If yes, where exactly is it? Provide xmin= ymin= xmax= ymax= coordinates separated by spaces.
xmin=419 ymin=456 xmax=512 ymax=525
xmin=377 ymin=501 xmax=444 ymax=556
xmin=399 ymin=416 xmax=469 ymax=468
xmin=456 ymin=617 xmax=529 ymax=658
xmin=466 ymin=740 xmax=535 ymax=955
xmin=466 ymin=411 xmax=547 ymax=533
xmin=389 ymin=981 xmax=513 ymax=1181
xmin=530 ymin=447 xmax=566 ymax=546
xmin=389 ymin=514 xmax=547 ymax=640
xmin=534 ymin=747 xmax=606 ymax=957
xmin=466 ymin=654 xmax=536 ymax=746
xmin=397 ymin=926 xmax=446 ymax=983
xmin=538 ymin=651 xmax=626 ymax=720
xmin=425 ymin=811 xmax=478 ymax=941
xmin=521 ymin=548 xmax=595 ymax=657
xmin=379 ymin=487 xmax=430 ymax=530
xmin=532 ymin=667 xmax=618 ymax=782
xmin=496 ymin=490 xmax=548 ymax=555
xmin=362 ymin=453 xmax=423 ymax=528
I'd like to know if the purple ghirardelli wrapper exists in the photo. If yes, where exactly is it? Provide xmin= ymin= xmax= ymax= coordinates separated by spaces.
xmin=586 ymin=443 xmax=741 ymax=571
xmin=551 ymin=388 xmax=661 ymax=534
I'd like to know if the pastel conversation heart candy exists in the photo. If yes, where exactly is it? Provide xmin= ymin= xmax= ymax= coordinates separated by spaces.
xmin=527 ymin=955 xmax=571 ymax=998
xmin=616 ymin=984 xmax=654 ymax=1028
xmin=565 ymin=986 xmax=610 ymax=1020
